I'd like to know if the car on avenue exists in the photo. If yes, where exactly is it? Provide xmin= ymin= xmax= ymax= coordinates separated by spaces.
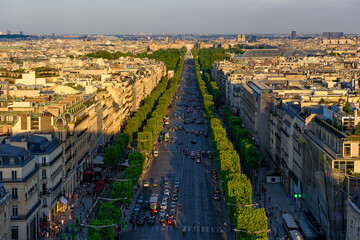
xmin=143 ymin=180 xmax=150 ymax=188
xmin=152 ymin=180 xmax=158 ymax=187
xmin=137 ymin=216 xmax=145 ymax=225
xmin=148 ymin=216 xmax=155 ymax=225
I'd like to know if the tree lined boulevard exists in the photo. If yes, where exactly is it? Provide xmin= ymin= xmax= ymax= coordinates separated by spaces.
xmin=118 ymin=51 xmax=231 ymax=240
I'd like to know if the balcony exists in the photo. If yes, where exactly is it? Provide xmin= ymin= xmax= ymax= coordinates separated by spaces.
xmin=40 ymin=191 xmax=50 ymax=196
xmin=11 ymin=200 xmax=40 ymax=221
xmin=1 ymin=168 xmax=38 ymax=183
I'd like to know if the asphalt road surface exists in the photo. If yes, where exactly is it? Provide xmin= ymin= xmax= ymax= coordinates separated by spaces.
xmin=118 ymin=52 xmax=231 ymax=240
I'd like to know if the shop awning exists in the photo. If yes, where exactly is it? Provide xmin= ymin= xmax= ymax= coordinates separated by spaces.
xmin=93 ymin=155 xmax=104 ymax=165
xmin=60 ymin=196 xmax=68 ymax=205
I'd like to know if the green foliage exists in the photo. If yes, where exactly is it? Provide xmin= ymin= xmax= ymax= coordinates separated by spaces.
xmin=128 ymin=151 xmax=145 ymax=165
xmin=87 ymin=231 xmax=102 ymax=240
xmin=192 ymin=49 xmax=267 ymax=239
xmin=138 ymin=131 xmax=153 ymax=151
xmin=87 ymin=218 xmax=114 ymax=240
xmin=354 ymin=122 xmax=360 ymax=135
xmin=98 ymin=202 xmax=121 ymax=226
xmin=227 ymin=173 xmax=252 ymax=205
xmin=343 ymin=102 xmax=352 ymax=114
xmin=236 ymin=208 xmax=268 ymax=240
xmin=146 ymin=48 xmax=184 ymax=71
xmin=83 ymin=48 xmax=186 ymax=72
xmin=111 ymin=181 xmax=133 ymax=204
xmin=228 ymin=45 xmax=246 ymax=54
xmin=197 ymin=48 xmax=229 ymax=71
xmin=103 ymin=145 xmax=121 ymax=169
xmin=223 ymin=106 xmax=259 ymax=170
xmin=84 ymin=51 xmax=136 ymax=60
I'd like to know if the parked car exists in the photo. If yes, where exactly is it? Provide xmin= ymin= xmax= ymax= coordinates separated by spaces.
xmin=143 ymin=180 xmax=150 ymax=188
xmin=213 ymin=193 xmax=220 ymax=200
xmin=143 ymin=201 xmax=149 ymax=209
xmin=134 ymin=203 xmax=141 ymax=211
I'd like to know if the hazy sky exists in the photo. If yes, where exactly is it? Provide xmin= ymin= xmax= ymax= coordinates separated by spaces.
xmin=1 ymin=0 xmax=359 ymax=35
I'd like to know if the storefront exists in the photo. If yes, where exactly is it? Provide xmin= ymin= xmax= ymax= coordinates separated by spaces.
xmin=57 ymin=196 xmax=68 ymax=213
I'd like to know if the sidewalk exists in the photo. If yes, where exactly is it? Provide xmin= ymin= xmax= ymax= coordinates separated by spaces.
xmin=253 ymin=168 xmax=298 ymax=240
xmin=40 ymin=185 xmax=96 ymax=240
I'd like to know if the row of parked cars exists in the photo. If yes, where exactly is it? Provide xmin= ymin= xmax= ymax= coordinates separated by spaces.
xmin=131 ymin=193 xmax=156 ymax=225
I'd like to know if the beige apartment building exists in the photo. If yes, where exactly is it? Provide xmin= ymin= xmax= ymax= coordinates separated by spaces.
xmin=0 ymin=183 xmax=11 ymax=240
xmin=19 ymin=134 xmax=63 ymax=221
xmin=0 ymin=144 xmax=40 ymax=240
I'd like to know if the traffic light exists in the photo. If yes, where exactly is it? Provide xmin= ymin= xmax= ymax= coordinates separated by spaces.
xmin=294 ymin=193 xmax=302 ymax=198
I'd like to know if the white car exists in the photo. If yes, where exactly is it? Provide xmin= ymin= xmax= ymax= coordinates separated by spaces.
xmin=143 ymin=180 xmax=149 ymax=188
xmin=160 ymin=202 xmax=167 ymax=211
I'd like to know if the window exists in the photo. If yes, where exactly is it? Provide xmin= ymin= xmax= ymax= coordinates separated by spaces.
xmin=0 ymin=171 xmax=2 ymax=181
xmin=12 ymin=205 xmax=18 ymax=217
xmin=11 ymin=171 xmax=17 ymax=180
xmin=344 ymin=144 xmax=351 ymax=156
xmin=12 ymin=188 xmax=18 ymax=199
xmin=334 ymin=161 xmax=354 ymax=173
xmin=42 ymin=169 xmax=47 ymax=179
xmin=42 ymin=198 xmax=47 ymax=207
xmin=11 ymin=226 xmax=18 ymax=240
xmin=42 ymin=157 xmax=46 ymax=165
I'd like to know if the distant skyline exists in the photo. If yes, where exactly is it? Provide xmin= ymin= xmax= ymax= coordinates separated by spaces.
xmin=1 ymin=0 xmax=360 ymax=35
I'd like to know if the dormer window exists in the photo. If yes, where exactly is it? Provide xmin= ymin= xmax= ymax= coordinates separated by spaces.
xmin=10 ymin=158 xmax=14 ymax=165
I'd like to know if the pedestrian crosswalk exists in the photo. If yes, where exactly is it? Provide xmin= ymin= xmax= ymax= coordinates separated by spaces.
xmin=123 ymin=224 xmax=223 ymax=233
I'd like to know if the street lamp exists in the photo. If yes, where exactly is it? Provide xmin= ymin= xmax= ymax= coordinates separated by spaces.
xmin=233 ymin=228 xmax=271 ymax=234
xmin=111 ymin=178 xmax=137 ymax=182
xmin=227 ymin=203 xmax=259 ymax=208
xmin=276 ymin=216 xmax=279 ymax=238
xmin=120 ymin=163 xmax=142 ymax=168
xmin=98 ymin=197 xmax=128 ymax=201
